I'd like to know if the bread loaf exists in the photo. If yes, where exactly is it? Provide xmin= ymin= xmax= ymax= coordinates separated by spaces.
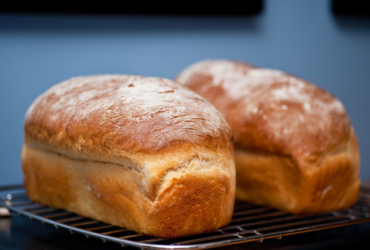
xmin=22 ymin=75 xmax=235 ymax=238
xmin=176 ymin=60 xmax=360 ymax=214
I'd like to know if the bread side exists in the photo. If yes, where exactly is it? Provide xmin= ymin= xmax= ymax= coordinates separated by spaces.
xmin=234 ymin=127 xmax=359 ymax=214
xmin=22 ymin=75 xmax=235 ymax=238
xmin=22 ymin=143 xmax=235 ymax=238
xmin=22 ymin=144 xmax=150 ymax=233
xmin=176 ymin=60 xmax=360 ymax=214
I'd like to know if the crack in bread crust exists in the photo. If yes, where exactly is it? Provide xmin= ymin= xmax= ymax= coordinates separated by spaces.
xmin=145 ymin=157 xmax=235 ymax=238
xmin=25 ymin=141 xmax=144 ymax=174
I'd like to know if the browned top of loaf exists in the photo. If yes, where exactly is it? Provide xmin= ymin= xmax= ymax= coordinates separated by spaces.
xmin=25 ymin=75 xmax=232 ymax=158
xmin=176 ymin=60 xmax=352 ymax=166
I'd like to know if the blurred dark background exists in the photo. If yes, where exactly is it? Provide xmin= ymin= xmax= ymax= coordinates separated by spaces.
xmin=1 ymin=0 xmax=370 ymax=185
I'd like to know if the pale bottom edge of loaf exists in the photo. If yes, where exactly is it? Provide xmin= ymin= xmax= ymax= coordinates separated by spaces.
xmin=234 ymin=134 xmax=360 ymax=214
xmin=21 ymin=144 xmax=235 ymax=238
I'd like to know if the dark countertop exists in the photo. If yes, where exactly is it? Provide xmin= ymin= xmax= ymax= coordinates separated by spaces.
xmin=1 ymin=214 xmax=370 ymax=250
xmin=2 ymin=181 xmax=370 ymax=250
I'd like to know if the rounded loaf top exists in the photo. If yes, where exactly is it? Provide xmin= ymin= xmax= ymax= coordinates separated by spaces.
xmin=176 ymin=60 xmax=352 ymax=164
xmin=24 ymin=75 xmax=233 ymax=160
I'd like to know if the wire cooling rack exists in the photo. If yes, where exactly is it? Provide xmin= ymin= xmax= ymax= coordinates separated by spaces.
xmin=1 ymin=184 xmax=370 ymax=249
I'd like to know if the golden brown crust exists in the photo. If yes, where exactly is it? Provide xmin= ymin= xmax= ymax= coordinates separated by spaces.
xmin=24 ymin=75 xmax=233 ymax=159
xmin=234 ymin=128 xmax=360 ymax=214
xmin=22 ymin=145 xmax=235 ymax=237
xmin=22 ymin=145 xmax=150 ymax=233
xmin=176 ymin=60 xmax=351 ymax=162
xmin=22 ymin=75 xmax=235 ymax=238
xmin=176 ymin=60 xmax=360 ymax=214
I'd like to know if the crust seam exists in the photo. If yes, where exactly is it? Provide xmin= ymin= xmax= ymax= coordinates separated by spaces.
xmin=24 ymin=144 xmax=143 ymax=175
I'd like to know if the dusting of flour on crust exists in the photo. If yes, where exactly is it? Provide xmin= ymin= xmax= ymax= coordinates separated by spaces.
xmin=25 ymin=75 xmax=232 ymax=157
xmin=176 ymin=60 xmax=350 ymax=159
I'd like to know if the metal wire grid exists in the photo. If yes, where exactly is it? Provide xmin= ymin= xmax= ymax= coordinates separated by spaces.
xmin=1 ymin=185 xmax=370 ymax=249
